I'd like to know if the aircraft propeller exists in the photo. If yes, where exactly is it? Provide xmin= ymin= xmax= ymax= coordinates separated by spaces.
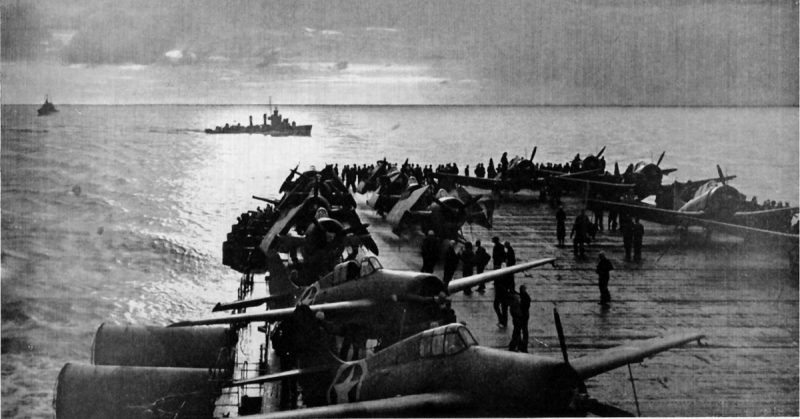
xmin=656 ymin=151 xmax=666 ymax=167
xmin=530 ymin=146 xmax=537 ymax=162
xmin=716 ymin=165 xmax=727 ymax=185
xmin=553 ymin=308 xmax=636 ymax=417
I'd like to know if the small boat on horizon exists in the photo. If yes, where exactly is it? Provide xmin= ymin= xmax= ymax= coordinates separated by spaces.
xmin=37 ymin=96 xmax=58 ymax=116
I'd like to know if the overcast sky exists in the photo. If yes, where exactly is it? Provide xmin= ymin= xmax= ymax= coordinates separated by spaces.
xmin=1 ymin=0 xmax=797 ymax=105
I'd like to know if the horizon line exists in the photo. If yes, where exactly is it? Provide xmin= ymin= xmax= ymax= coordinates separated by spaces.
xmin=3 ymin=103 xmax=798 ymax=108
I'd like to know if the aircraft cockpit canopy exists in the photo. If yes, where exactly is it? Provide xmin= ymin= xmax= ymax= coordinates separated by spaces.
xmin=359 ymin=256 xmax=383 ymax=277
xmin=418 ymin=324 xmax=477 ymax=358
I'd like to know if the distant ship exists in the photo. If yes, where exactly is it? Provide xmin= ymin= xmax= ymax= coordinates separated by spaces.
xmin=205 ymin=106 xmax=312 ymax=137
xmin=37 ymin=96 xmax=58 ymax=116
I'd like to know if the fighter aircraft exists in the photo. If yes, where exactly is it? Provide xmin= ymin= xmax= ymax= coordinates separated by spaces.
xmin=228 ymin=306 xmax=704 ymax=417
xmin=433 ymin=148 xmax=543 ymax=193
xmin=223 ymin=165 xmax=369 ymax=275
xmin=170 ymin=256 xmax=556 ymax=348
xmin=548 ymin=151 xmax=679 ymax=201
xmin=590 ymin=166 xmax=799 ymax=243
xmin=387 ymin=184 xmax=494 ymax=241
xmin=356 ymin=159 xmax=392 ymax=194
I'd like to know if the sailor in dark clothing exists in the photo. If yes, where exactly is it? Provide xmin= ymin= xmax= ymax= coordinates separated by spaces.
xmin=443 ymin=240 xmax=460 ymax=291
xmin=460 ymin=242 xmax=475 ymax=295
xmin=556 ymin=206 xmax=567 ymax=246
xmin=620 ymin=215 xmax=633 ymax=261
xmin=596 ymin=252 xmax=614 ymax=305
xmin=608 ymin=209 xmax=618 ymax=231
xmin=420 ymin=230 xmax=439 ymax=273
xmin=570 ymin=210 xmax=591 ymax=257
xmin=509 ymin=285 xmax=531 ymax=352
xmin=499 ymin=241 xmax=516 ymax=323
xmin=475 ymin=163 xmax=486 ymax=178
xmin=464 ymin=165 xmax=470 ymax=177
xmin=491 ymin=237 xmax=508 ymax=327
xmin=474 ymin=240 xmax=491 ymax=292
xmin=508 ymin=289 xmax=522 ymax=352
xmin=500 ymin=152 xmax=509 ymax=173
xmin=633 ymin=218 xmax=644 ymax=262
xmin=487 ymin=160 xmax=497 ymax=178
xmin=593 ymin=207 xmax=604 ymax=232
xmin=518 ymin=285 xmax=531 ymax=352
xmin=492 ymin=236 xmax=505 ymax=270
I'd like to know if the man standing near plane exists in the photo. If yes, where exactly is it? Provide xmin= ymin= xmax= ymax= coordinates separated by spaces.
xmin=420 ymin=230 xmax=438 ymax=273
xmin=474 ymin=240 xmax=491 ymax=293
xmin=460 ymin=242 xmax=475 ymax=295
xmin=491 ymin=237 xmax=508 ymax=327
xmin=443 ymin=240 xmax=459 ymax=291
xmin=633 ymin=218 xmax=644 ymax=262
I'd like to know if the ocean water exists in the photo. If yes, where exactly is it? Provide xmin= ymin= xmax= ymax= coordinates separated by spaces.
xmin=1 ymin=104 xmax=797 ymax=417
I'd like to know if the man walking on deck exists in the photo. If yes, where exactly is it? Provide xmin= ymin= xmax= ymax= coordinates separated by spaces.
xmin=596 ymin=252 xmax=614 ymax=306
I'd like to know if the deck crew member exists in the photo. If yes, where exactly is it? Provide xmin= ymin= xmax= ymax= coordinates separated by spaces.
xmin=509 ymin=285 xmax=531 ymax=352
xmin=570 ymin=210 xmax=591 ymax=257
xmin=491 ymin=237 xmax=508 ymax=328
xmin=459 ymin=242 xmax=476 ymax=295
xmin=474 ymin=240 xmax=491 ymax=293
xmin=620 ymin=215 xmax=633 ymax=261
xmin=420 ymin=230 xmax=439 ymax=273
xmin=443 ymin=240 xmax=459 ymax=291
xmin=596 ymin=252 xmax=614 ymax=306
xmin=633 ymin=218 xmax=644 ymax=262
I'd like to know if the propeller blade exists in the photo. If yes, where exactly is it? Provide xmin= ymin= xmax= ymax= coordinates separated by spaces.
xmin=716 ymin=165 xmax=725 ymax=184
xmin=553 ymin=307 xmax=570 ymax=366
xmin=530 ymin=146 xmax=537 ymax=162
xmin=584 ymin=399 xmax=636 ymax=417
xmin=656 ymin=151 xmax=665 ymax=167
xmin=614 ymin=162 xmax=620 ymax=177
xmin=597 ymin=146 xmax=606 ymax=158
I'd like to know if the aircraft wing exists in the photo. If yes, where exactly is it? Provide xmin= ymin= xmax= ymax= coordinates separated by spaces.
xmin=169 ymin=299 xmax=377 ymax=327
xmin=589 ymin=199 xmax=694 ymax=225
xmin=732 ymin=206 xmax=799 ymax=230
xmin=387 ymin=186 xmax=429 ymax=227
xmin=553 ymin=176 xmax=634 ymax=194
xmin=591 ymin=200 xmax=799 ymax=242
xmin=571 ymin=333 xmax=705 ymax=380
xmin=685 ymin=215 xmax=799 ymax=243
xmin=448 ymin=258 xmax=556 ymax=294
xmin=433 ymin=172 xmax=503 ymax=190
xmin=260 ymin=200 xmax=308 ymax=254
xmin=244 ymin=392 xmax=472 ymax=419
xmin=226 ymin=365 xmax=331 ymax=387
xmin=213 ymin=293 xmax=293 ymax=312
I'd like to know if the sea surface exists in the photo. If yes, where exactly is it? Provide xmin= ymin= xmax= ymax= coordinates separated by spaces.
xmin=1 ymin=105 xmax=797 ymax=417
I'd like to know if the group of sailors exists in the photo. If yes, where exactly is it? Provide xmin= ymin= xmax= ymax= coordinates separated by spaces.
xmin=420 ymin=232 xmax=530 ymax=352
